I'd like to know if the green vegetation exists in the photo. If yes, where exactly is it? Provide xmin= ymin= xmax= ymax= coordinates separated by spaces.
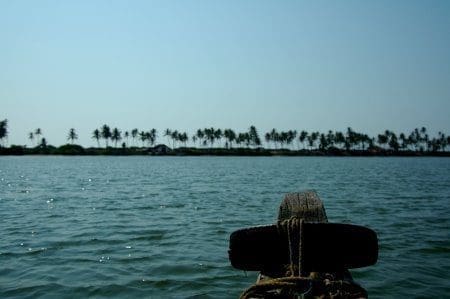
xmin=0 ymin=119 xmax=449 ymax=156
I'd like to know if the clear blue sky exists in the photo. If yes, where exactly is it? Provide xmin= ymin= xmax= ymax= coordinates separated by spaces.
xmin=1 ymin=0 xmax=449 ymax=146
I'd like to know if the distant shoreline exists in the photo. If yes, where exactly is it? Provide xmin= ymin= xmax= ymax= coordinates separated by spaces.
xmin=0 ymin=144 xmax=449 ymax=157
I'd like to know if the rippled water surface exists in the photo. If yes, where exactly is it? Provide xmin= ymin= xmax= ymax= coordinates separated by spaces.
xmin=0 ymin=156 xmax=449 ymax=298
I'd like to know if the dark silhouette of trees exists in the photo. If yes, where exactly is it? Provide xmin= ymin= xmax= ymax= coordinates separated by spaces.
xmin=178 ymin=132 xmax=188 ymax=147
xmin=131 ymin=129 xmax=139 ymax=146
xmin=399 ymin=133 xmax=407 ymax=151
xmin=195 ymin=130 xmax=203 ymax=147
xmin=326 ymin=131 xmax=335 ymax=149
xmin=111 ymin=128 xmax=122 ymax=147
xmin=1 ymin=120 xmax=449 ymax=155
xmin=224 ymin=129 xmax=237 ymax=149
xmin=214 ymin=129 xmax=223 ymax=147
xmin=202 ymin=128 xmax=216 ymax=148
xmin=40 ymin=138 xmax=47 ymax=147
xmin=149 ymin=129 xmax=157 ymax=146
xmin=334 ymin=132 xmax=345 ymax=149
xmin=170 ymin=130 xmax=179 ymax=148
xmin=164 ymin=129 xmax=172 ymax=146
xmin=67 ymin=128 xmax=78 ymax=144
xmin=388 ymin=132 xmax=399 ymax=151
xmin=92 ymin=129 xmax=101 ymax=147
xmin=377 ymin=133 xmax=388 ymax=149
xmin=248 ymin=126 xmax=261 ymax=148
xmin=265 ymin=129 xmax=298 ymax=149
xmin=266 ymin=128 xmax=279 ymax=149
xmin=0 ymin=119 xmax=8 ymax=146
xmin=124 ymin=131 xmax=129 ymax=147
xmin=264 ymin=131 xmax=271 ymax=149
xmin=237 ymin=132 xmax=250 ymax=147
xmin=101 ymin=125 xmax=112 ymax=147
xmin=299 ymin=130 xmax=308 ymax=150
xmin=34 ymin=128 xmax=42 ymax=143
xmin=132 ymin=128 xmax=157 ymax=148
xmin=139 ymin=131 xmax=146 ymax=147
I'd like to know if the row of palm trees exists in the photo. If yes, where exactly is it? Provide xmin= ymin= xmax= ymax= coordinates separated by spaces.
xmin=0 ymin=119 xmax=448 ymax=152
xmin=82 ymin=125 xmax=448 ymax=152
xmin=91 ymin=126 xmax=158 ymax=148
xmin=167 ymin=126 xmax=262 ymax=148
xmin=28 ymin=128 xmax=45 ymax=146
xmin=263 ymin=127 xmax=450 ymax=152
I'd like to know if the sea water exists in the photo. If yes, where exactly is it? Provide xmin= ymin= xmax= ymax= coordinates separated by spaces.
xmin=0 ymin=156 xmax=449 ymax=298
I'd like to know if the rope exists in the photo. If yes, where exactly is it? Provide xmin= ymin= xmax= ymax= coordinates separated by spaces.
xmin=240 ymin=276 xmax=312 ymax=299
xmin=240 ymin=218 xmax=308 ymax=299
xmin=276 ymin=217 xmax=304 ymax=277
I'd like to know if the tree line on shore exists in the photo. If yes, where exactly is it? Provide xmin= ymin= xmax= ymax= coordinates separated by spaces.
xmin=0 ymin=119 xmax=449 ymax=153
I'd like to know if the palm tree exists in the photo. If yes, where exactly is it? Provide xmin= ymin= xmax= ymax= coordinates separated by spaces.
xmin=164 ymin=129 xmax=172 ymax=146
xmin=377 ymin=133 xmax=388 ymax=150
xmin=171 ymin=130 xmax=179 ymax=148
xmin=268 ymin=128 xmax=279 ymax=149
xmin=144 ymin=132 xmax=152 ymax=147
xmin=179 ymin=132 xmax=188 ymax=147
xmin=101 ymin=124 xmax=112 ymax=147
xmin=34 ymin=128 xmax=42 ymax=142
xmin=287 ymin=130 xmax=297 ymax=149
xmin=361 ymin=134 xmax=371 ymax=150
xmin=131 ymin=128 xmax=139 ymax=146
xmin=408 ymin=130 xmax=418 ymax=151
xmin=124 ymin=131 xmax=129 ymax=147
xmin=299 ymin=130 xmax=308 ymax=149
xmin=388 ymin=132 xmax=399 ymax=151
xmin=196 ymin=129 xmax=205 ymax=147
xmin=326 ymin=131 xmax=335 ymax=149
xmin=145 ymin=129 xmax=157 ymax=147
xmin=111 ymin=128 xmax=122 ymax=147
xmin=204 ymin=128 xmax=215 ymax=148
xmin=139 ymin=131 xmax=147 ymax=147
xmin=311 ymin=132 xmax=319 ymax=150
xmin=224 ymin=129 xmax=236 ymax=149
xmin=438 ymin=132 xmax=447 ymax=152
xmin=307 ymin=135 xmax=314 ymax=150
xmin=67 ymin=128 xmax=78 ymax=144
xmin=264 ymin=132 xmax=272 ymax=149
xmin=214 ymin=129 xmax=223 ymax=147
xmin=150 ymin=128 xmax=157 ymax=144
xmin=418 ymin=127 xmax=428 ymax=151
xmin=0 ymin=119 xmax=8 ymax=146
xmin=92 ymin=129 xmax=101 ymax=147
xmin=319 ymin=133 xmax=328 ymax=151
xmin=280 ymin=131 xmax=288 ymax=149
xmin=248 ymin=126 xmax=261 ymax=148
xmin=345 ymin=127 xmax=356 ymax=150
xmin=334 ymin=131 xmax=345 ymax=149
xmin=237 ymin=132 xmax=250 ymax=148
xmin=28 ymin=132 xmax=35 ymax=147
xmin=399 ymin=133 xmax=408 ymax=151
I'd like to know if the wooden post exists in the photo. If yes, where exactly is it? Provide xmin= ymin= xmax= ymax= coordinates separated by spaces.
xmin=278 ymin=190 xmax=328 ymax=223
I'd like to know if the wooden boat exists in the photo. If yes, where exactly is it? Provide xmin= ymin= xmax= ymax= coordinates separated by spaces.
xmin=229 ymin=191 xmax=378 ymax=298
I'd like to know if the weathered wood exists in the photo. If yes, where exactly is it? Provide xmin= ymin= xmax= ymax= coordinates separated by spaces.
xmin=229 ymin=190 xmax=377 ymax=298
xmin=278 ymin=190 xmax=328 ymax=223
xmin=229 ymin=222 xmax=378 ymax=272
